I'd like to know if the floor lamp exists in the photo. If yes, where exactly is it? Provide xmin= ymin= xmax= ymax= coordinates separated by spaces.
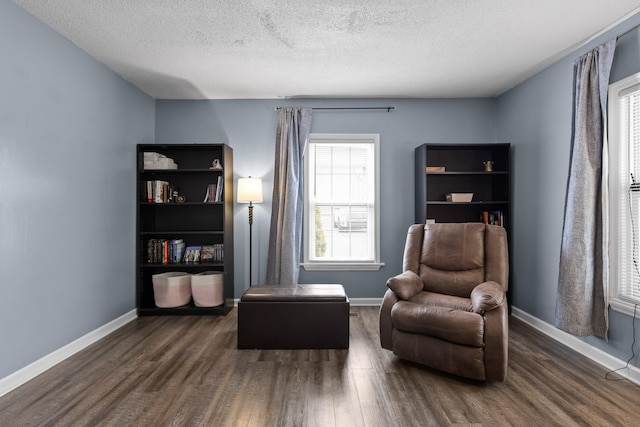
xmin=237 ymin=177 xmax=263 ymax=287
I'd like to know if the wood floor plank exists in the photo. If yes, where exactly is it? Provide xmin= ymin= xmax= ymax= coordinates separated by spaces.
xmin=1 ymin=307 xmax=639 ymax=426
xmin=303 ymin=362 xmax=337 ymax=427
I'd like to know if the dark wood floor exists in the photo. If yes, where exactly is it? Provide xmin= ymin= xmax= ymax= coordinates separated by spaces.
xmin=1 ymin=307 xmax=639 ymax=426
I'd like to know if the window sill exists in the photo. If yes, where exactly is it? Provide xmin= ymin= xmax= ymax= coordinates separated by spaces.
xmin=301 ymin=262 xmax=385 ymax=271
xmin=610 ymin=298 xmax=640 ymax=318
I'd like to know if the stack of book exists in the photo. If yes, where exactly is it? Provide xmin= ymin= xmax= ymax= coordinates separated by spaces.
xmin=201 ymin=244 xmax=224 ymax=263
xmin=482 ymin=210 xmax=504 ymax=226
xmin=147 ymin=239 xmax=185 ymax=264
xmin=144 ymin=180 xmax=179 ymax=203
xmin=203 ymin=176 xmax=224 ymax=202
xmin=183 ymin=244 xmax=225 ymax=263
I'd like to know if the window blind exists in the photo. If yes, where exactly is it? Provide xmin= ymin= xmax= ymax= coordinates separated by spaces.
xmin=618 ymin=88 xmax=640 ymax=303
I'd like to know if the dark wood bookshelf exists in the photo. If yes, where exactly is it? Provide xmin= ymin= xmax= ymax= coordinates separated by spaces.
xmin=415 ymin=143 xmax=511 ymax=230
xmin=136 ymin=144 xmax=234 ymax=316
xmin=415 ymin=143 xmax=512 ymax=309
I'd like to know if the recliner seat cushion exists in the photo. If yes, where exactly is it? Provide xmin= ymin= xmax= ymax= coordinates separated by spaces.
xmin=391 ymin=300 xmax=484 ymax=347
xmin=408 ymin=291 xmax=472 ymax=312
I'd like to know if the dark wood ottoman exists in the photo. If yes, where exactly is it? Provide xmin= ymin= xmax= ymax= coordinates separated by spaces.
xmin=237 ymin=284 xmax=349 ymax=349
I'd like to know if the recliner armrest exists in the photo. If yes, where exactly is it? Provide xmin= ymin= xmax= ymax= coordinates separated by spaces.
xmin=386 ymin=271 xmax=423 ymax=300
xmin=470 ymin=281 xmax=505 ymax=314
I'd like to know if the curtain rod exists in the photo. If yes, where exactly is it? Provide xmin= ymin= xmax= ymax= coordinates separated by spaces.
xmin=618 ymin=21 xmax=640 ymax=40
xmin=275 ymin=106 xmax=395 ymax=112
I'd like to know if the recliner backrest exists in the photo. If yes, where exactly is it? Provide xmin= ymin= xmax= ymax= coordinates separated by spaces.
xmin=402 ymin=223 xmax=509 ymax=298
xmin=421 ymin=223 xmax=485 ymax=297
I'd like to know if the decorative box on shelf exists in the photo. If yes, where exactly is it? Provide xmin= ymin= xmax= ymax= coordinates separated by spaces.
xmin=446 ymin=193 xmax=473 ymax=202
xmin=143 ymin=152 xmax=178 ymax=170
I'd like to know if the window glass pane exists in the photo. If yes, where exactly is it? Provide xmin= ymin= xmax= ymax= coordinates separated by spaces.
xmin=311 ymin=204 xmax=371 ymax=260
xmin=630 ymin=192 xmax=640 ymax=301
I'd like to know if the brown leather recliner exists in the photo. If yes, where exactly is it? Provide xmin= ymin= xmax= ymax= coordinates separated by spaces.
xmin=379 ymin=223 xmax=509 ymax=381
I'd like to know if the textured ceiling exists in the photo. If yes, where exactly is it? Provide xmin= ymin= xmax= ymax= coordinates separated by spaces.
xmin=12 ymin=0 xmax=640 ymax=100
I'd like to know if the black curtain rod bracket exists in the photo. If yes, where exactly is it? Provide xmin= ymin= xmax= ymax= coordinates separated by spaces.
xmin=618 ymin=21 xmax=640 ymax=40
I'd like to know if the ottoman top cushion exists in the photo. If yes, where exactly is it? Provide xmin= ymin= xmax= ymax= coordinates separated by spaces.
xmin=241 ymin=284 xmax=348 ymax=302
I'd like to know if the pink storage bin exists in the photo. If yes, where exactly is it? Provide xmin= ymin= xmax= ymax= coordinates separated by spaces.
xmin=191 ymin=271 xmax=224 ymax=307
xmin=152 ymin=272 xmax=192 ymax=308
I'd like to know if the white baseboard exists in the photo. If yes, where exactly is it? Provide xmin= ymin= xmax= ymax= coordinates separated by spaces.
xmin=349 ymin=298 xmax=383 ymax=306
xmin=512 ymin=306 xmax=640 ymax=385
xmin=0 ymin=309 xmax=137 ymax=398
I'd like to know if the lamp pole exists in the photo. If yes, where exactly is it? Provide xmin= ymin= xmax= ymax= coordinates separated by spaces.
xmin=237 ymin=177 xmax=263 ymax=287
xmin=248 ymin=200 xmax=254 ymax=286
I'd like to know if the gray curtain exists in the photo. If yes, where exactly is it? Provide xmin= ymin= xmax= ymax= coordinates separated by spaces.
xmin=556 ymin=39 xmax=616 ymax=339
xmin=265 ymin=107 xmax=313 ymax=285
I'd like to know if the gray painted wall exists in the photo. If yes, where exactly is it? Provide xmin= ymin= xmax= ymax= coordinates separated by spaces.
xmin=155 ymin=98 xmax=498 ymax=300
xmin=0 ymin=1 xmax=154 ymax=378
xmin=497 ymin=13 xmax=640 ymax=367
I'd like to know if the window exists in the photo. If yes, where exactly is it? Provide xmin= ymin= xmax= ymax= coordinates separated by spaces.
xmin=302 ymin=134 xmax=383 ymax=271
xmin=609 ymin=72 xmax=640 ymax=317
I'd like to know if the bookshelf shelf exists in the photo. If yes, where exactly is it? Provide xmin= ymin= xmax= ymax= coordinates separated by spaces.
xmin=139 ymin=202 xmax=224 ymax=206
xmin=141 ymin=262 xmax=225 ymax=268
xmin=141 ymin=231 xmax=225 ymax=235
xmin=425 ymin=201 xmax=510 ymax=205
xmin=426 ymin=171 xmax=509 ymax=175
xmin=141 ymin=168 xmax=223 ymax=173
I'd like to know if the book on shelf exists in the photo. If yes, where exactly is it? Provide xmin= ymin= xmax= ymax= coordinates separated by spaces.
xmin=146 ymin=181 xmax=152 ymax=203
xmin=481 ymin=210 xmax=504 ymax=226
xmin=146 ymin=239 xmax=185 ymax=264
xmin=204 ymin=184 xmax=217 ymax=203
xmin=143 ymin=180 xmax=171 ymax=203
xmin=183 ymin=246 xmax=202 ymax=263
xmin=174 ymin=239 xmax=185 ymax=263
xmin=216 ymin=175 xmax=224 ymax=202
xmin=200 ymin=244 xmax=224 ymax=263
xmin=167 ymin=185 xmax=177 ymax=202
xmin=154 ymin=181 xmax=166 ymax=203
xmin=203 ymin=176 xmax=224 ymax=203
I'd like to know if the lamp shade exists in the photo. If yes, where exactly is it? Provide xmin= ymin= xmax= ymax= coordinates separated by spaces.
xmin=237 ymin=177 xmax=263 ymax=203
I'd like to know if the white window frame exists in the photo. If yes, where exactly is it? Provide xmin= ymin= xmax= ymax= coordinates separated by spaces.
xmin=608 ymin=72 xmax=640 ymax=318
xmin=301 ymin=133 xmax=384 ymax=271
